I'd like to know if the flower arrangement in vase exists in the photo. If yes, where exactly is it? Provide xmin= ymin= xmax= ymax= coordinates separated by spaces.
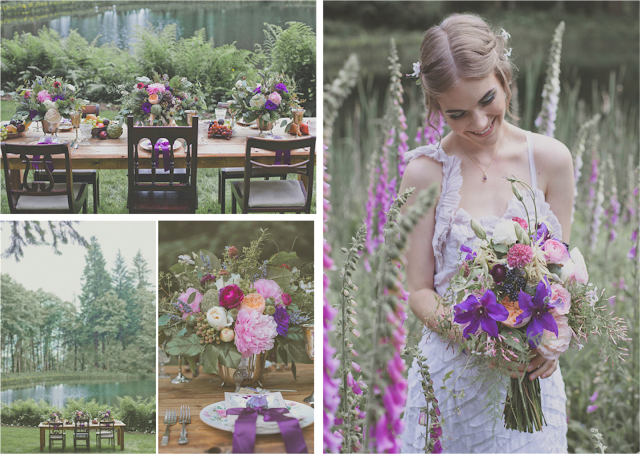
xmin=11 ymin=76 xmax=86 ymax=134
xmin=97 ymin=410 xmax=113 ymax=421
xmin=117 ymin=72 xmax=206 ymax=126
xmin=48 ymin=412 xmax=62 ymax=422
xmin=159 ymin=229 xmax=313 ymax=383
xmin=229 ymin=71 xmax=300 ymax=136
xmin=74 ymin=410 xmax=88 ymax=421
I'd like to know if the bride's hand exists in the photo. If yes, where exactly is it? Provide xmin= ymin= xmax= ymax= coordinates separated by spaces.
xmin=489 ymin=349 xmax=557 ymax=380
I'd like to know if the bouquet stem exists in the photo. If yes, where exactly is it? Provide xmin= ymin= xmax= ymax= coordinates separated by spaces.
xmin=503 ymin=374 xmax=546 ymax=433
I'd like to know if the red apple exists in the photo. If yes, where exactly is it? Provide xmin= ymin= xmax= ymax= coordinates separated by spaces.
xmin=96 ymin=123 xmax=105 ymax=128
xmin=99 ymin=130 xmax=108 ymax=140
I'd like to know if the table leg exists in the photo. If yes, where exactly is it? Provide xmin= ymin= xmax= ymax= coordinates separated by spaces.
xmin=40 ymin=427 xmax=45 ymax=452
xmin=120 ymin=427 xmax=124 ymax=451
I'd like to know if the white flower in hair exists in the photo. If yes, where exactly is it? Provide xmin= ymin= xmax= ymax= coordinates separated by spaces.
xmin=500 ymin=28 xmax=511 ymax=40
xmin=504 ymin=48 xmax=512 ymax=58
xmin=407 ymin=61 xmax=421 ymax=78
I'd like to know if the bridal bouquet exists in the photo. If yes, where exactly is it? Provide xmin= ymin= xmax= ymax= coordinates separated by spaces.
xmin=159 ymin=230 xmax=313 ymax=375
xmin=117 ymin=72 xmax=206 ymax=126
xmin=11 ymin=76 xmax=86 ymax=122
xmin=437 ymin=177 xmax=629 ymax=433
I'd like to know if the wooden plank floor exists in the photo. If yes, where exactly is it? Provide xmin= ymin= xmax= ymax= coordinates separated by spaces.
xmin=158 ymin=364 xmax=314 ymax=453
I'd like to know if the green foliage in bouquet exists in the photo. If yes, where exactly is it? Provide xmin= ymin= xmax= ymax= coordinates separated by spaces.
xmin=116 ymin=71 xmax=206 ymax=126
xmin=10 ymin=75 xmax=86 ymax=122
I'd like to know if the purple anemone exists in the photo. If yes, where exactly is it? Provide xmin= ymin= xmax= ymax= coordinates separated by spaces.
xmin=275 ymin=83 xmax=288 ymax=93
xmin=515 ymin=277 xmax=559 ymax=349
xmin=453 ymin=289 xmax=508 ymax=338
xmin=264 ymin=100 xmax=278 ymax=111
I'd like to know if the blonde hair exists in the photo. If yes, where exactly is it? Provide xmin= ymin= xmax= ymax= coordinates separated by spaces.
xmin=420 ymin=14 xmax=517 ymax=130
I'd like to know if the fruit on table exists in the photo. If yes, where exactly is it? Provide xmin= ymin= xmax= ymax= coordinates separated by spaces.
xmin=1 ymin=126 xmax=7 ymax=141
xmin=99 ymin=130 xmax=108 ymax=140
xmin=107 ymin=123 xmax=123 ymax=139
xmin=85 ymin=114 xmax=98 ymax=121
xmin=208 ymin=122 xmax=233 ymax=139
xmin=16 ymin=124 xmax=25 ymax=133
xmin=300 ymin=123 xmax=309 ymax=135
xmin=103 ymin=119 xmax=110 ymax=127
xmin=5 ymin=125 xmax=18 ymax=134
xmin=96 ymin=123 xmax=105 ymax=128
xmin=289 ymin=123 xmax=299 ymax=135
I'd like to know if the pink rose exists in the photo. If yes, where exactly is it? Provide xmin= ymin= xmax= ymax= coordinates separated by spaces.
xmin=550 ymin=284 xmax=571 ymax=315
xmin=146 ymin=83 xmax=166 ymax=95
xmin=253 ymin=279 xmax=283 ymax=303
xmin=24 ymin=91 xmax=31 ymax=99
xmin=177 ymin=288 xmax=203 ymax=320
xmin=537 ymin=312 xmax=572 ymax=361
xmin=543 ymin=239 xmax=569 ymax=264
xmin=267 ymin=92 xmax=282 ymax=106
xmin=561 ymin=248 xmax=589 ymax=284
xmin=281 ymin=293 xmax=292 ymax=306
xmin=219 ymin=284 xmax=244 ymax=309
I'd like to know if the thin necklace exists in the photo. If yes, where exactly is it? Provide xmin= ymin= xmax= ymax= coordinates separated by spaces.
xmin=456 ymin=126 xmax=506 ymax=183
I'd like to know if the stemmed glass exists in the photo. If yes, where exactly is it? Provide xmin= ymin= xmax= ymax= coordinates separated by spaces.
xmin=69 ymin=110 xmax=82 ymax=146
xmin=170 ymin=356 xmax=191 ymax=384
xmin=158 ymin=347 xmax=170 ymax=379
xmin=79 ymin=123 xmax=92 ymax=146
xmin=291 ymin=108 xmax=305 ymax=136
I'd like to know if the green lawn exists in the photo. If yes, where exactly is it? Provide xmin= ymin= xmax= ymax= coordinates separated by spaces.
xmin=0 ymin=99 xmax=317 ymax=214
xmin=0 ymin=426 xmax=155 ymax=453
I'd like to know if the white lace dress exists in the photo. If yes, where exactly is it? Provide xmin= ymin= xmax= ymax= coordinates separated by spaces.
xmin=400 ymin=133 xmax=568 ymax=453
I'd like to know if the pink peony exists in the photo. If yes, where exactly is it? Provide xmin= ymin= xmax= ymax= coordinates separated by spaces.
xmin=146 ymin=83 xmax=166 ymax=95
xmin=507 ymin=243 xmax=534 ymax=268
xmin=561 ymin=248 xmax=589 ymax=284
xmin=281 ymin=293 xmax=292 ymax=306
xmin=253 ymin=279 xmax=283 ymax=303
xmin=537 ymin=312 xmax=571 ymax=361
xmin=37 ymin=90 xmax=51 ymax=103
xmin=550 ymin=284 xmax=571 ymax=315
xmin=177 ymin=288 xmax=203 ymax=319
xmin=234 ymin=309 xmax=277 ymax=357
xmin=219 ymin=284 xmax=244 ymax=309
xmin=543 ymin=239 xmax=569 ymax=264
xmin=267 ymin=92 xmax=282 ymax=106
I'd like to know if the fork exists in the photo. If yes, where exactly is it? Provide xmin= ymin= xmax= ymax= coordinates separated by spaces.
xmin=178 ymin=405 xmax=191 ymax=445
xmin=160 ymin=409 xmax=176 ymax=446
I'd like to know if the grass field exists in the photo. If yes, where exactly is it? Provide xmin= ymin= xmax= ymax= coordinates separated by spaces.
xmin=0 ymin=100 xmax=316 ymax=214
xmin=0 ymin=426 xmax=155 ymax=453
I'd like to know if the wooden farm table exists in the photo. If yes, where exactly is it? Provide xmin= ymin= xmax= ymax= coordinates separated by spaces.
xmin=2 ymin=120 xmax=316 ymax=187
xmin=158 ymin=364 xmax=314 ymax=453
xmin=38 ymin=420 xmax=126 ymax=451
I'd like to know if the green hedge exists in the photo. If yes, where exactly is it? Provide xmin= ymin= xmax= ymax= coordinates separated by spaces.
xmin=1 ymin=22 xmax=316 ymax=113
xmin=0 ymin=397 xmax=156 ymax=433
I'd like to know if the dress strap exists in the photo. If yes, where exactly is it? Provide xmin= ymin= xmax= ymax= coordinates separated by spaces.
xmin=525 ymin=131 xmax=538 ymax=190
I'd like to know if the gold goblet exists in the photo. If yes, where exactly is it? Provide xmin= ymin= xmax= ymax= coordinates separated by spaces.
xmin=291 ymin=108 xmax=305 ymax=137
xmin=302 ymin=324 xmax=314 ymax=407
xmin=70 ymin=110 xmax=82 ymax=146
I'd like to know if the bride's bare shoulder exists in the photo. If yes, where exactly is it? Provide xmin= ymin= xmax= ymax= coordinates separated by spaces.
xmin=401 ymin=153 xmax=444 ymax=193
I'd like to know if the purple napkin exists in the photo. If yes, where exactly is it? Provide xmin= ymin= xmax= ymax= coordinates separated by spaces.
xmin=153 ymin=139 xmax=171 ymax=172
xmin=271 ymin=135 xmax=291 ymax=165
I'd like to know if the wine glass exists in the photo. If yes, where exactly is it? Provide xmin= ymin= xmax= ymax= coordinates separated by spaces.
xmin=291 ymin=108 xmax=305 ymax=137
xmin=70 ymin=110 xmax=82 ymax=145
xmin=158 ymin=347 xmax=170 ymax=379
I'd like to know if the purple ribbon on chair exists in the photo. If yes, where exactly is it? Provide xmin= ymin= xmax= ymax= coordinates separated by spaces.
xmin=226 ymin=405 xmax=308 ymax=453
xmin=153 ymin=139 xmax=171 ymax=172
xmin=271 ymin=135 xmax=290 ymax=165
xmin=33 ymin=137 xmax=56 ymax=171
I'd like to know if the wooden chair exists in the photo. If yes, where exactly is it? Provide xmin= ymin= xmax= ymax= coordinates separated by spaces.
xmin=51 ymin=170 xmax=99 ymax=213
xmin=73 ymin=417 xmax=90 ymax=452
xmin=48 ymin=421 xmax=66 ymax=452
xmin=1 ymin=143 xmax=89 ymax=214
xmin=126 ymin=116 xmax=198 ymax=214
xmin=96 ymin=420 xmax=116 ymax=451
xmin=230 ymin=136 xmax=315 ymax=213
xmin=218 ymin=167 xmax=286 ymax=214
xmin=81 ymin=104 xmax=100 ymax=118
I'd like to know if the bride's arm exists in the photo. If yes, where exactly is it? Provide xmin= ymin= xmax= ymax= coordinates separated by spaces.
xmin=398 ymin=156 xmax=453 ymax=332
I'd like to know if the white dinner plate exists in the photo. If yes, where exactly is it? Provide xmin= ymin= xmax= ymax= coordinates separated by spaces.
xmin=138 ymin=138 xmax=185 ymax=152
xmin=199 ymin=399 xmax=313 ymax=435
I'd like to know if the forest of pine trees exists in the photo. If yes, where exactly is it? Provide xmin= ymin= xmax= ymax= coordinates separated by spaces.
xmin=1 ymin=237 xmax=155 ymax=375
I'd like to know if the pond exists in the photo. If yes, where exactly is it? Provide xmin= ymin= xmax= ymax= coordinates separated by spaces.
xmin=2 ymin=2 xmax=316 ymax=50
xmin=1 ymin=378 xmax=156 ymax=407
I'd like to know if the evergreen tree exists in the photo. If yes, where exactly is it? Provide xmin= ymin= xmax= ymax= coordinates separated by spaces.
xmin=112 ymin=250 xmax=138 ymax=346
xmin=132 ymin=250 xmax=151 ymax=290
xmin=78 ymin=236 xmax=112 ymax=368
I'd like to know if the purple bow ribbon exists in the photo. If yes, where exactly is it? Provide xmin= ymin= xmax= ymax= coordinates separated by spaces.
xmin=270 ymin=135 xmax=290 ymax=165
xmin=153 ymin=139 xmax=171 ymax=172
xmin=226 ymin=406 xmax=308 ymax=454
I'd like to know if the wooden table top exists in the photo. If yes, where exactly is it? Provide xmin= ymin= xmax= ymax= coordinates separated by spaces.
xmin=158 ymin=364 xmax=314 ymax=453
xmin=38 ymin=421 xmax=125 ymax=428
xmin=1 ymin=120 xmax=316 ymax=170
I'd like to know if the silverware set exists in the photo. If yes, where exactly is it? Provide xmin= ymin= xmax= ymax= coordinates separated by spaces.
xmin=161 ymin=406 xmax=191 ymax=446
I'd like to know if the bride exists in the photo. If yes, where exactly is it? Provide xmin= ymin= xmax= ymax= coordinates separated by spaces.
xmin=400 ymin=14 xmax=572 ymax=453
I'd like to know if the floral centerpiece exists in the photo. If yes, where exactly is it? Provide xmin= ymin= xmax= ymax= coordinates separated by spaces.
xmin=433 ymin=177 xmax=630 ymax=434
xmin=11 ymin=76 xmax=86 ymax=124
xmin=74 ymin=410 xmax=88 ymax=421
xmin=159 ymin=229 xmax=313 ymax=379
xmin=48 ymin=412 xmax=62 ymax=422
xmin=97 ymin=410 xmax=113 ymax=421
xmin=229 ymin=71 xmax=300 ymax=133
xmin=117 ymin=72 xmax=206 ymax=126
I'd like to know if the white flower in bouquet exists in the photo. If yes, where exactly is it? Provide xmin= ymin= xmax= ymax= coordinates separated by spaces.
xmin=67 ymin=84 xmax=75 ymax=91
xmin=537 ymin=312 xmax=572 ymax=360
xmin=492 ymin=219 xmax=519 ymax=245
xmin=207 ymin=306 xmax=233 ymax=330
xmin=250 ymin=94 xmax=266 ymax=108
xmin=43 ymin=99 xmax=54 ymax=110
xmin=560 ymin=247 xmax=589 ymax=284
xmin=215 ymin=273 xmax=241 ymax=290
xmin=220 ymin=327 xmax=235 ymax=342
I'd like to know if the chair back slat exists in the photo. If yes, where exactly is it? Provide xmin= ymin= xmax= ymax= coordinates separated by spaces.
xmin=241 ymin=136 xmax=316 ymax=213
xmin=1 ymin=142 xmax=82 ymax=213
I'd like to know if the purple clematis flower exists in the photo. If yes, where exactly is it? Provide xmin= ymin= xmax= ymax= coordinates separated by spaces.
xmin=460 ymin=244 xmax=476 ymax=261
xmin=515 ymin=277 xmax=559 ymax=349
xmin=533 ymin=222 xmax=550 ymax=244
xmin=453 ymin=289 xmax=509 ymax=338
xmin=253 ymin=86 xmax=262 ymax=94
